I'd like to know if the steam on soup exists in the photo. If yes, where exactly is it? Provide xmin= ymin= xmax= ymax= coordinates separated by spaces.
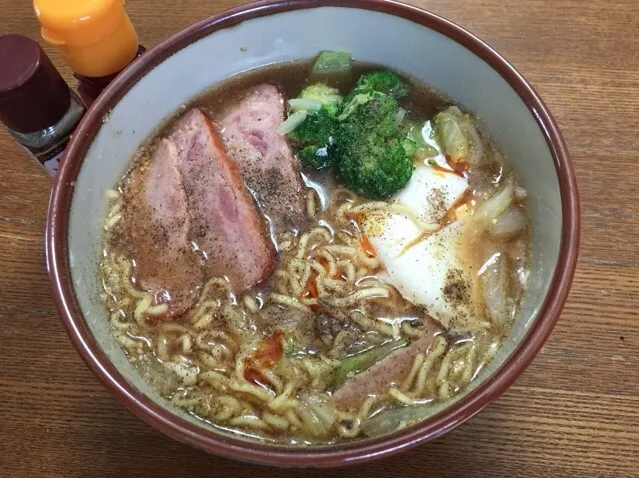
xmin=99 ymin=53 xmax=530 ymax=444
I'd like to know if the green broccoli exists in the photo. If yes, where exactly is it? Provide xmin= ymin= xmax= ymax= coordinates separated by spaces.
xmin=338 ymin=93 xmax=374 ymax=121
xmin=346 ymin=69 xmax=409 ymax=102
xmin=299 ymin=83 xmax=343 ymax=116
xmin=286 ymin=83 xmax=342 ymax=170
xmin=281 ymin=69 xmax=416 ymax=193
xmin=289 ymin=111 xmax=336 ymax=169
xmin=402 ymin=134 xmax=419 ymax=158
xmin=334 ymin=94 xmax=415 ymax=199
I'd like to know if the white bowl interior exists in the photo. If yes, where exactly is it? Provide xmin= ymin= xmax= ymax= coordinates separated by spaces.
xmin=68 ymin=6 xmax=561 ymax=442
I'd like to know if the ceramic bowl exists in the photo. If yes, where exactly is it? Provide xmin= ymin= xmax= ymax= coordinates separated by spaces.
xmin=47 ymin=0 xmax=579 ymax=468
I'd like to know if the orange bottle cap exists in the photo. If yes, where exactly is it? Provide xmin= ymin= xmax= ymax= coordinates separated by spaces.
xmin=33 ymin=0 xmax=139 ymax=78
xmin=34 ymin=0 xmax=126 ymax=46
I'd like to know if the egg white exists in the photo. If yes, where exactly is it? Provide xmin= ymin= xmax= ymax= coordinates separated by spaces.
xmin=361 ymin=165 xmax=488 ymax=332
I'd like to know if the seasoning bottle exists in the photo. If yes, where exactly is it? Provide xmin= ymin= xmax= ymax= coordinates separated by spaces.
xmin=0 ymin=34 xmax=86 ymax=176
xmin=34 ymin=0 xmax=145 ymax=107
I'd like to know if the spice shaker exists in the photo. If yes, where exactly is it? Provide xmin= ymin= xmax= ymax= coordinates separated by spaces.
xmin=0 ymin=34 xmax=86 ymax=176
xmin=34 ymin=0 xmax=145 ymax=107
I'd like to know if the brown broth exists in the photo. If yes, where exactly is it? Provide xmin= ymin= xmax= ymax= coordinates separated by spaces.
xmin=98 ymin=60 xmax=531 ymax=445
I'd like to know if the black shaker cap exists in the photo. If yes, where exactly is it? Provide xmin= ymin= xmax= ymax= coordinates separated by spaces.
xmin=0 ymin=34 xmax=71 ymax=134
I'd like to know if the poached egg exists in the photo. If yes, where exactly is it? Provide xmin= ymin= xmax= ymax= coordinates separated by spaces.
xmin=360 ymin=163 xmax=489 ymax=332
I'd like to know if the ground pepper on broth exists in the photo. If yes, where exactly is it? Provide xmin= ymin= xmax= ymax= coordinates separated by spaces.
xmin=98 ymin=59 xmax=531 ymax=444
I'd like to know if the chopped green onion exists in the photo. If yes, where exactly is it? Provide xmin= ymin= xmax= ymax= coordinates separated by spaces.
xmin=334 ymin=338 xmax=409 ymax=387
xmin=317 ymin=94 xmax=343 ymax=105
xmin=288 ymin=98 xmax=323 ymax=113
xmin=277 ymin=110 xmax=308 ymax=135
xmin=283 ymin=337 xmax=302 ymax=356
xmin=394 ymin=107 xmax=407 ymax=126
xmin=312 ymin=51 xmax=352 ymax=74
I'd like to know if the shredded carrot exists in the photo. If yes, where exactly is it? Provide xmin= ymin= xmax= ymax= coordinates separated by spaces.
xmin=344 ymin=211 xmax=361 ymax=222
xmin=244 ymin=366 xmax=268 ymax=385
xmin=302 ymin=272 xmax=319 ymax=298
xmin=317 ymin=256 xmax=341 ymax=279
xmin=254 ymin=330 xmax=285 ymax=368
xmin=360 ymin=235 xmax=377 ymax=258
xmin=242 ymin=331 xmax=285 ymax=386
xmin=299 ymin=271 xmax=326 ymax=312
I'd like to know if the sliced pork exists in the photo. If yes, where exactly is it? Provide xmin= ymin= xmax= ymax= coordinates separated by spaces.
xmin=332 ymin=326 xmax=437 ymax=410
xmin=220 ymin=84 xmax=308 ymax=234
xmin=169 ymin=108 xmax=277 ymax=292
xmin=122 ymin=138 xmax=204 ymax=317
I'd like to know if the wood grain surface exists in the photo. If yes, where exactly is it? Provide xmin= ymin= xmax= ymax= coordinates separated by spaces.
xmin=0 ymin=1 xmax=637 ymax=476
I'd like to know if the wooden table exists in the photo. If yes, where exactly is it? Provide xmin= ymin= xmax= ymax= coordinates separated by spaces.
xmin=1 ymin=1 xmax=637 ymax=476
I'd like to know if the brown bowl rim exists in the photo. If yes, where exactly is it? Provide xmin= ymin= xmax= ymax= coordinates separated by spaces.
xmin=46 ymin=0 xmax=580 ymax=468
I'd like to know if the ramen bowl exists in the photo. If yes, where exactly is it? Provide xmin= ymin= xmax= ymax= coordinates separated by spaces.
xmin=47 ymin=0 xmax=579 ymax=468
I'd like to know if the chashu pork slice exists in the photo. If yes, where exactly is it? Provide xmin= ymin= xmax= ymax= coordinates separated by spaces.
xmin=220 ymin=83 xmax=308 ymax=235
xmin=169 ymin=108 xmax=277 ymax=292
xmin=332 ymin=315 xmax=441 ymax=411
xmin=122 ymin=138 xmax=204 ymax=317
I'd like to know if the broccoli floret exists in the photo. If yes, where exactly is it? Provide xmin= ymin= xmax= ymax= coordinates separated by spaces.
xmin=337 ymin=70 xmax=408 ymax=123
xmin=346 ymin=69 xmax=409 ymax=102
xmin=300 ymin=83 xmax=341 ymax=103
xmin=334 ymin=95 xmax=414 ymax=198
xmin=299 ymin=83 xmax=342 ymax=117
xmin=402 ymin=136 xmax=419 ymax=158
xmin=333 ymin=71 xmax=415 ymax=198
xmin=290 ymin=111 xmax=336 ymax=169
xmin=286 ymin=83 xmax=342 ymax=169
xmin=338 ymin=93 xmax=374 ymax=121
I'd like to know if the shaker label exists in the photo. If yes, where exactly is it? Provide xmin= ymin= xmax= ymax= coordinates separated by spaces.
xmin=31 ymin=138 xmax=69 ymax=177
xmin=43 ymin=150 xmax=64 ymax=175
